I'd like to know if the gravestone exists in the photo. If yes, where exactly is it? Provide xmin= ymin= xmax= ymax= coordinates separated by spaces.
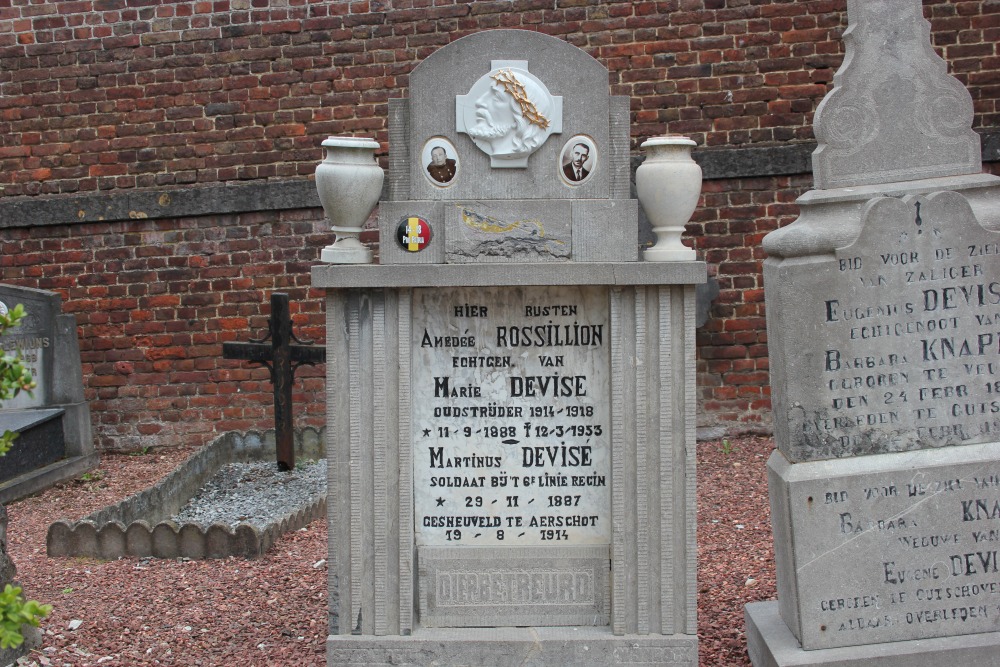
xmin=747 ymin=1 xmax=1000 ymax=665
xmin=313 ymin=30 xmax=705 ymax=666
xmin=0 ymin=285 xmax=97 ymax=503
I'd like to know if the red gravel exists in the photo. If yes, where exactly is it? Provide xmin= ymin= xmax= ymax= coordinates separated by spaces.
xmin=697 ymin=435 xmax=777 ymax=666
xmin=5 ymin=434 xmax=776 ymax=666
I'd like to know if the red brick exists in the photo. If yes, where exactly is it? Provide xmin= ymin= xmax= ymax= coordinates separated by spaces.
xmin=1 ymin=3 xmax=997 ymax=442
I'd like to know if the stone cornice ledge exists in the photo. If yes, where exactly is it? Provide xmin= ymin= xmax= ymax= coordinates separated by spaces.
xmin=1 ymin=130 xmax=996 ymax=229
xmin=694 ymin=129 xmax=999 ymax=180
xmin=312 ymin=261 xmax=707 ymax=289
xmin=0 ymin=179 xmax=322 ymax=229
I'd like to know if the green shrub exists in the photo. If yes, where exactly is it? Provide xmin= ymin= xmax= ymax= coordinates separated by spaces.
xmin=0 ymin=585 xmax=51 ymax=649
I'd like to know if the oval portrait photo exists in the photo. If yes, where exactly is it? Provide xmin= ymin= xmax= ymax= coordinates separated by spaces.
xmin=559 ymin=136 xmax=596 ymax=186
xmin=421 ymin=137 xmax=459 ymax=187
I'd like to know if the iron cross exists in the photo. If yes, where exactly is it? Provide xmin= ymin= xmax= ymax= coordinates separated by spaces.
xmin=222 ymin=292 xmax=325 ymax=471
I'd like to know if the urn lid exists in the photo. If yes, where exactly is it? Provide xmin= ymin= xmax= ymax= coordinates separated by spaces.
xmin=321 ymin=136 xmax=380 ymax=150
xmin=640 ymin=135 xmax=696 ymax=149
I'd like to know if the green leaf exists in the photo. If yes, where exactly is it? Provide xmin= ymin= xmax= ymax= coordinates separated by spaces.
xmin=0 ymin=584 xmax=51 ymax=649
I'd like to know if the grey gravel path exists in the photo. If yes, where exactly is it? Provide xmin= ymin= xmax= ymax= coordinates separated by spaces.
xmin=170 ymin=460 xmax=327 ymax=530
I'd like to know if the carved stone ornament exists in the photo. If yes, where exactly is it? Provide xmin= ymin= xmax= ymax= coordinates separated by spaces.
xmin=812 ymin=0 xmax=981 ymax=189
xmin=456 ymin=60 xmax=563 ymax=168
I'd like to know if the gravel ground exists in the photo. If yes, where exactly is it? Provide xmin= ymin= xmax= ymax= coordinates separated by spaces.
xmin=697 ymin=435 xmax=777 ymax=665
xmin=171 ymin=460 xmax=326 ymax=531
xmin=5 ymin=434 xmax=776 ymax=667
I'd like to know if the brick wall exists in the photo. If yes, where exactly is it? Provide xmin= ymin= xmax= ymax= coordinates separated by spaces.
xmin=0 ymin=1 xmax=998 ymax=448
xmin=3 ymin=0 xmax=998 ymax=198
xmin=0 ymin=205 xmax=333 ymax=450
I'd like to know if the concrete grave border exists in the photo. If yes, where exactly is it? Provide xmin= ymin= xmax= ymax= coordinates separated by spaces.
xmin=46 ymin=428 xmax=326 ymax=560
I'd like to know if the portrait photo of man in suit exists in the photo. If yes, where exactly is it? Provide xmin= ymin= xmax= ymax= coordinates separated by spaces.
xmin=561 ymin=140 xmax=594 ymax=184
xmin=426 ymin=145 xmax=457 ymax=184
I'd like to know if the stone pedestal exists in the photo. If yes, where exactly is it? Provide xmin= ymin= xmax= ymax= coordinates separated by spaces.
xmin=314 ymin=262 xmax=703 ymax=666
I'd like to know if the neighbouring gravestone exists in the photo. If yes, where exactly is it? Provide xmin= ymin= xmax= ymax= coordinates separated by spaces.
xmin=0 ymin=285 xmax=96 ymax=503
xmin=746 ymin=1 xmax=1000 ymax=665
xmin=313 ymin=30 xmax=705 ymax=666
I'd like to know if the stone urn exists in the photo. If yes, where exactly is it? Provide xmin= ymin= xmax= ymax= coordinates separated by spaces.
xmin=636 ymin=136 xmax=701 ymax=262
xmin=315 ymin=136 xmax=384 ymax=264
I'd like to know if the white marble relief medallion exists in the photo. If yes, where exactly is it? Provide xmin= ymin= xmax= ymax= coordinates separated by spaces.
xmin=455 ymin=60 xmax=563 ymax=168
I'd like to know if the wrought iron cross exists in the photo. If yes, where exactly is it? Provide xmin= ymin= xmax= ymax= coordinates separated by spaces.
xmin=222 ymin=292 xmax=325 ymax=471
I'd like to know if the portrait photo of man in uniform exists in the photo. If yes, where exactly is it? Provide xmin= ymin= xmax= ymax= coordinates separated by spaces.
xmin=561 ymin=139 xmax=594 ymax=184
xmin=426 ymin=145 xmax=457 ymax=184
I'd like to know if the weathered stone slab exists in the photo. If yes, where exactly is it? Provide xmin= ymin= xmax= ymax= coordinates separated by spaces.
xmin=766 ymin=191 xmax=1000 ymax=463
xmin=444 ymin=200 xmax=572 ymax=263
xmin=572 ymin=199 xmax=640 ymax=263
xmin=418 ymin=545 xmax=610 ymax=627
xmin=319 ymin=278 xmax=703 ymax=649
xmin=0 ymin=284 xmax=88 ymax=417
xmin=0 ymin=409 xmax=64 ymax=484
xmin=0 ymin=286 xmax=59 ymax=410
xmin=769 ymin=441 xmax=1000 ymax=650
xmin=812 ymin=0 xmax=981 ymax=189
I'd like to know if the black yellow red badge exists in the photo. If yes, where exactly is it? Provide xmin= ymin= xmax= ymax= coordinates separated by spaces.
xmin=397 ymin=216 xmax=432 ymax=252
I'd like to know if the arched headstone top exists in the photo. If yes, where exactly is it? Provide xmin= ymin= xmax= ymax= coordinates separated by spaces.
xmin=410 ymin=29 xmax=609 ymax=100
xmin=403 ymin=29 xmax=612 ymax=201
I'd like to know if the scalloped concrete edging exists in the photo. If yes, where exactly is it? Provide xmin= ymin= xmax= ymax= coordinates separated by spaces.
xmin=46 ymin=428 xmax=326 ymax=560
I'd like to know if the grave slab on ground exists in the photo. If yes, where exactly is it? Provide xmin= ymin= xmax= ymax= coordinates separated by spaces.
xmin=46 ymin=428 xmax=326 ymax=560
xmin=313 ymin=29 xmax=705 ymax=666
xmin=750 ymin=1 xmax=1000 ymax=664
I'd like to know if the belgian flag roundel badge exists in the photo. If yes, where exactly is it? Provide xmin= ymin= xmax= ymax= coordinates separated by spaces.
xmin=397 ymin=216 xmax=432 ymax=252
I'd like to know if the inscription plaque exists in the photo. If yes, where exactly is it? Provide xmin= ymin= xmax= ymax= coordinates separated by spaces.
xmin=768 ymin=192 xmax=1000 ymax=462
xmin=773 ymin=441 xmax=1000 ymax=649
xmin=412 ymin=285 xmax=611 ymax=547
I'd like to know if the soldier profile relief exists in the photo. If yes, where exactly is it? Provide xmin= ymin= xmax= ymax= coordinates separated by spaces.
xmin=421 ymin=138 xmax=459 ymax=187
